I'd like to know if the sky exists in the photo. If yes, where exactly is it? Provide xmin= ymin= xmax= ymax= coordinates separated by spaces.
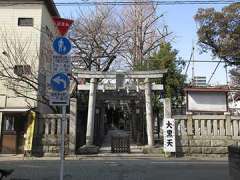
xmin=158 ymin=3 xmax=228 ymax=85
xmin=54 ymin=0 xmax=233 ymax=85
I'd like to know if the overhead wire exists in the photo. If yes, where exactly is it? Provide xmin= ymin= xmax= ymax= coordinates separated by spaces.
xmin=142 ymin=59 xmax=225 ymax=62
xmin=0 ymin=0 xmax=239 ymax=6
xmin=207 ymin=59 xmax=222 ymax=85
xmin=53 ymin=0 xmax=240 ymax=6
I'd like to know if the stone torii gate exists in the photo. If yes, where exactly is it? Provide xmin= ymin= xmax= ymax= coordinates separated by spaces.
xmin=74 ymin=70 xmax=167 ymax=153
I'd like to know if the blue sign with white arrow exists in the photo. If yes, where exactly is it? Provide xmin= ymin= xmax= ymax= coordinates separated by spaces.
xmin=50 ymin=73 xmax=70 ymax=92
xmin=53 ymin=37 xmax=72 ymax=55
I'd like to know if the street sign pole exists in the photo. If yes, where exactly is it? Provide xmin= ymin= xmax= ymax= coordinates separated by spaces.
xmin=60 ymin=105 xmax=66 ymax=180
xmin=51 ymin=17 xmax=74 ymax=180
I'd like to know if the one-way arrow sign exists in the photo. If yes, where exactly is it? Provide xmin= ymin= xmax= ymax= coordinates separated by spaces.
xmin=50 ymin=73 xmax=70 ymax=92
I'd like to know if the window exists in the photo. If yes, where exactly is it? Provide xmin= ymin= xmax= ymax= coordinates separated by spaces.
xmin=14 ymin=65 xmax=31 ymax=76
xmin=3 ymin=115 xmax=15 ymax=131
xmin=18 ymin=18 xmax=33 ymax=26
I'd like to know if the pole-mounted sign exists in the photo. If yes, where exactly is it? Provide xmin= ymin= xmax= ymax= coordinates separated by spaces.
xmin=53 ymin=37 xmax=72 ymax=55
xmin=50 ymin=17 xmax=73 ymax=106
xmin=53 ymin=17 xmax=74 ymax=36
xmin=51 ymin=73 xmax=70 ymax=92
xmin=50 ymin=17 xmax=74 ymax=180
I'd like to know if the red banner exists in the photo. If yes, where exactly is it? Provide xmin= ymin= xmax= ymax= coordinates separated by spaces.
xmin=53 ymin=17 xmax=74 ymax=36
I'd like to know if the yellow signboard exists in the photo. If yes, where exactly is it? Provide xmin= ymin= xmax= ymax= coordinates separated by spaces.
xmin=24 ymin=111 xmax=36 ymax=152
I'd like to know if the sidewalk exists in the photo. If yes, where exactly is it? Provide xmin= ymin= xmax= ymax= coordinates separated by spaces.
xmin=0 ymin=153 xmax=228 ymax=161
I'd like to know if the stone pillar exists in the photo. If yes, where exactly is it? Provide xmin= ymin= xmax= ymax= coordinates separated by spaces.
xmin=225 ymin=112 xmax=232 ymax=136
xmin=69 ymin=98 xmax=77 ymax=154
xmin=86 ymin=78 xmax=97 ymax=146
xmin=0 ymin=112 xmax=2 ymax=141
xmin=144 ymin=78 xmax=154 ymax=147
xmin=163 ymin=98 xmax=171 ymax=119
xmin=186 ymin=112 xmax=193 ymax=135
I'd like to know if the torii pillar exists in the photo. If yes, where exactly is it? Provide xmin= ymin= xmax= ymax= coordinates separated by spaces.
xmin=79 ymin=78 xmax=99 ymax=154
xmin=144 ymin=78 xmax=154 ymax=147
xmin=86 ymin=78 xmax=97 ymax=145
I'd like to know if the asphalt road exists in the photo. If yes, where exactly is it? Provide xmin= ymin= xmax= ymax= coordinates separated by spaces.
xmin=0 ymin=159 xmax=230 ymax=180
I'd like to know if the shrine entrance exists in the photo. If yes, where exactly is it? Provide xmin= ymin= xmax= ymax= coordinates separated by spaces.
xmin=105 ymin=104 xmax=129 ymax=131
xmin=73 ymin=70 xmax=167 ymax=154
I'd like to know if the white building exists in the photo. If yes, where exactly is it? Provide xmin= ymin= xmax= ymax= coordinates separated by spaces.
xmin=0 ymin=0 xmax=59 ymax=154
xmin=193 ymin=76 xmax=207 ymax=87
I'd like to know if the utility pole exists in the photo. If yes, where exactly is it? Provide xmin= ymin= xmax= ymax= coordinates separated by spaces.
xmin=191 ymin=44 xmax=195 ymax=86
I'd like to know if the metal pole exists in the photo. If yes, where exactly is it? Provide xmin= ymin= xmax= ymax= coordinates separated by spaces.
xmin=60 ymin=105 xmax=66 ymax=180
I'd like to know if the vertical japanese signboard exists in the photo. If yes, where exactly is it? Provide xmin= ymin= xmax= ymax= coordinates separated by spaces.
xmin=163 ymin=118 xmax=176 ymax=152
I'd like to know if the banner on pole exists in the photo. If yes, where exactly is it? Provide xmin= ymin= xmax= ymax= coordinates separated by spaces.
xmin=163 ymin=118 xmax=176 ymax=152
xmin=24 ymin=111 xmax=36 ymax=152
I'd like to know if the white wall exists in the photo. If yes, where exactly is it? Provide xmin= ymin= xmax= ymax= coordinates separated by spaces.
xmin=0 ymin=3 xmax=43 ymax=109
xmin=0 ymin=2 xmax=57 ymax=111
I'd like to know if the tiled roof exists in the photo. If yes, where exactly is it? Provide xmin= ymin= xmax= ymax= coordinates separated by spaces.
xmin=184 ymin=86 xmax=229 ymax=92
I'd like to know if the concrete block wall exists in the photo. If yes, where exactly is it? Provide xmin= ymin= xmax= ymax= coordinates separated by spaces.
xmin=36 ymin=114 xmax=72 ymax=155
xmin=176 ymin=137 xmax=237 ymax=155
xmin=173 ymin=113 xmax=240 ymax=156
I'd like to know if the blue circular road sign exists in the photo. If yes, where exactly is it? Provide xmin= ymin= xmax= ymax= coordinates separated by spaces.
xmin=53 ymin=37 xmax=72 ymax=55
xmin=50 ymin=73 xmax=70 ymax=92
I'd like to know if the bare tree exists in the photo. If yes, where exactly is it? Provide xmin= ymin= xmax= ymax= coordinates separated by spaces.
xmin=122 ymin=0 xmax=172 ymax=68
xmin=0 ymin=29 xmax=56 ymax=112
xmin=69 ymin=6 xmax=130 ymax=72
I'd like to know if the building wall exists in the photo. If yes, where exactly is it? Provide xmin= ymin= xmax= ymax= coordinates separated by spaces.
xmin=37 ymin=4 xmax=59 ymax=113
xmin=0 ymin=2 xmax=58 ymax=111
xmin=0 ymin=1 xmax=59 ymax=154
xmin=0 ymin=3 xmax=43 ymax=109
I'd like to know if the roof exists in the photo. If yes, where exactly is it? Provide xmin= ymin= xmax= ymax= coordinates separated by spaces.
xmin=44 ymin=0 xmax=60 ymax=17
xmin=184 ymin=87 xmax=229 ymax=92
xmin=0 ymin=0 xmax=60 ymax=17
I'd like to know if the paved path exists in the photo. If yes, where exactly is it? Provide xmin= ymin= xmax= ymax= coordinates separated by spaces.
xmin=0 ymin=159 xmax=230 ymax=180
